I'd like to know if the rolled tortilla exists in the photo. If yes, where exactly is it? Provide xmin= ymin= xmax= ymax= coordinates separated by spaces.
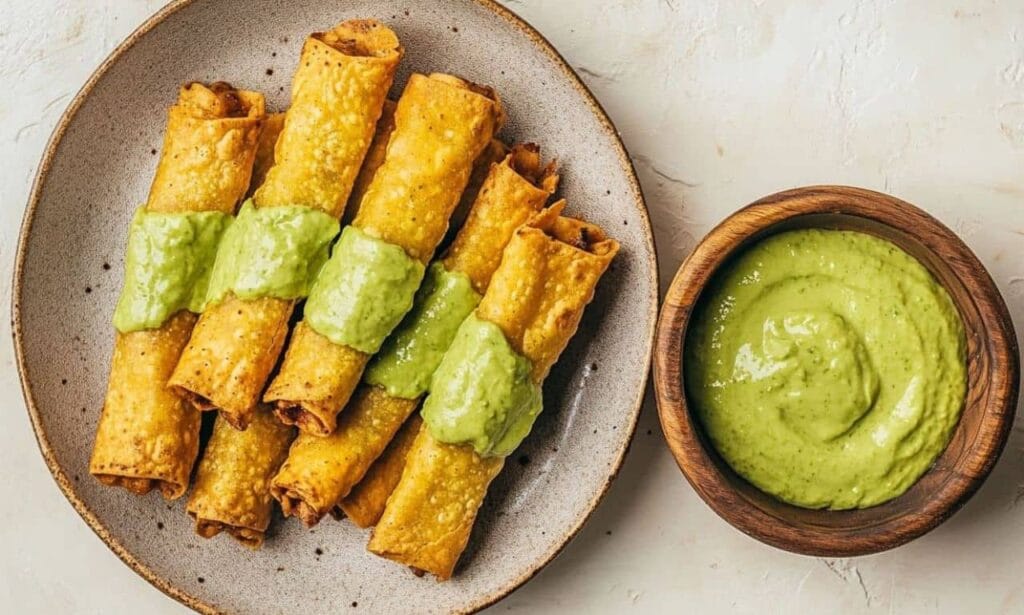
xmin=169 ymin=20 xmax=402 ymax=430
xmin=264 ymin=72 xmax=503 ymax=436
xmin=90 ymin=82 xmax=264 ymax=499
xmin=187 ymin=405 xmax=295 ymax=548
xmin=368 ymin=203 xmax=618 ymax=579
xmin=270 ymin=145 xmax=557 ymax=525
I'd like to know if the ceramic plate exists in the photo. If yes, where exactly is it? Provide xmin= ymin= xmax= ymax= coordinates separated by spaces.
xmin=13 ymin=1 xmax=657 ymax=612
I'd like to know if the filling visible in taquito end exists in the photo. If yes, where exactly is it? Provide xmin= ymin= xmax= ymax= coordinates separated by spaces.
xmin=264 ymin=72 xmax=504 ymax=437
xmin=270 ymin=486 xmax=324 ymax=528
xmin=90 ymin=81 xmax=265 ymax=499
xmin=168 ymin=19 xmax=403 ymax=430
xmin=147 ymin=81 xmax=265 ymax=214
xmin=368 ymin=202 xmax=618 ymax=579
xmin=268 ymin=145 xmax=557 ymax=527
xmin=186 ymin=406 xmax=295 ymax=548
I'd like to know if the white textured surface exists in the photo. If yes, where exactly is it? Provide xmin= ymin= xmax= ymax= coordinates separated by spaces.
xmin=1 ymin=0 xmax=1022 ymax=613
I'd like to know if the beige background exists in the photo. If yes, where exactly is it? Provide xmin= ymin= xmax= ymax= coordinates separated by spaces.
xmin=2 ymin=0 xmax=1022 ymax=612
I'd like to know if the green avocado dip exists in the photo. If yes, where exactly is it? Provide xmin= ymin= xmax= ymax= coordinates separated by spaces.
xmin=205 ymin=200 xmax=339 ymax=306
xmin=422 ymin=313 xmax=543 ymax=458
xmin=304 ymin=226 xmax=425 ymax=354
xmin=113 ymin=208 xmax=231 ymax=332
xmin=364 ymin=263 xmax=482 ymax=399
xmin=685 ymin=229 xmax=966 ymax=510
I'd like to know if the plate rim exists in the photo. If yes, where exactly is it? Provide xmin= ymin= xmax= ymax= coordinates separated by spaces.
xmin=11 ymin=1 xmax=659 ymax=613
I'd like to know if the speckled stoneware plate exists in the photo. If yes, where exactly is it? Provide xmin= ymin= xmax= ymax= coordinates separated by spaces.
xmin=13 ymin=1 xmax=656 ymax=613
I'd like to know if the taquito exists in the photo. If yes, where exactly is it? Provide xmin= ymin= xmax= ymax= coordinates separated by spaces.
xmin=264 ymin=72 xmax=503 ymax=436
xmin=90 ymin=82 xmax=264 ymax=499
xmin=169 ymin=20 xmax=402 ymax=430
xmin=186 ymin=405 xmax=295 ymax=548
xmin=270 ymin=145 xmax=557 ymax=526
xmin=369 ymin=203 xmax=618 ymax=579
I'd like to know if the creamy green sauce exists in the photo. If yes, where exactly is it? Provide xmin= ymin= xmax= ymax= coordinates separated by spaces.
xmin=113 ymin=208 xmax=231 ymax=332
xmin=422 ymin=314 xmax=543 ymax=458
xmin=686 ymin=229 xmax=966 ymax=509
xmin=304 ymin=226 xmax=425 ymax=354
xmin=364 ymin=263 xmax=481 ymax=399
xmin=205 ymin=200 xmax=339 ymax=305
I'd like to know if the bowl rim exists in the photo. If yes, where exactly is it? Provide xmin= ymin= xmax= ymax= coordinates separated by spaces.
xmin=653 ymin=184 xmax=1019 ymax=557
xmin=10 ymin=1 xmax=660 ymax=613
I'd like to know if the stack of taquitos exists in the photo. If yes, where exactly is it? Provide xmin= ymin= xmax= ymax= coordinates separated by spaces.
xmin=270 ymin=145 xmax=558 ymax=526
xmin=340 ymin=144 xmax=558 ymax=527
xmin=263 ymin=72 xmax=504 ymax=436
xmin=169 ymin=19 xmax=402 ymax=430
xmin=368 ymin=203 xmax=618 ymax=579
xmin=175 ymin=19 xmax=401 ymax=547
xmin=88 ymin=12 xmax=622 ymax=570
xmin=90 ymin=82 xmax=264 ymax=499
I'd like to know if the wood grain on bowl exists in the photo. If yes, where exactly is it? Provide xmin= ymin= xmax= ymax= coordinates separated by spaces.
xmin=654 ymin=185 xmax=1019 ymax=557
xmin=12 ymin=1 xmax=658 ymax=613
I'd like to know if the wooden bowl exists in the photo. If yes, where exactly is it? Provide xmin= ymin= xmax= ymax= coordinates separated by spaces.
xmin=653 ymin=185 xmax=1019 ymax=557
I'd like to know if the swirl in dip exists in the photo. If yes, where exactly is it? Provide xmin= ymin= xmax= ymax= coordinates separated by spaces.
xmin=685 ymin=229 xmax=967 ymax=509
